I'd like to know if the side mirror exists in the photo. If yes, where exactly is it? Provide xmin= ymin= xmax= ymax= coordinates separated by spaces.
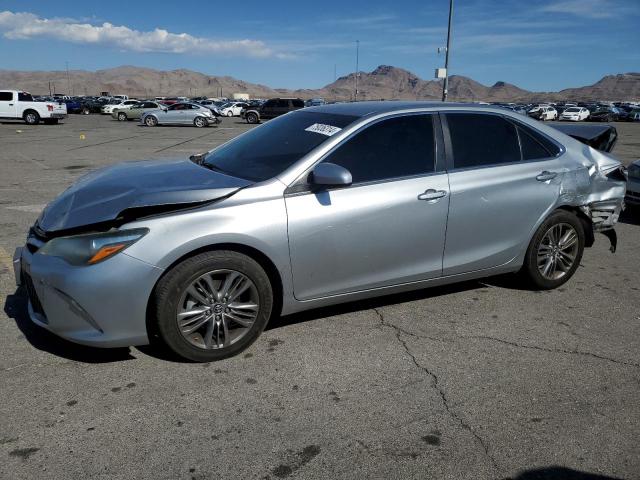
xmin=310 ymin=163 xmax=352 ymax=188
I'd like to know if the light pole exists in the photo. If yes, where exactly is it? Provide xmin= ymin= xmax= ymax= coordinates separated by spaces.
xmin=66 ymin=61 xmax=71 ymax=95
xmin=354 ymin=40 xmax=359 ymax=102
xmin=442 ymin=0 xmax=453 ymax=102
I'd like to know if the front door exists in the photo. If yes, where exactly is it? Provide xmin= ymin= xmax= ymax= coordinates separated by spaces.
xmin=285 ymin=113 xmax=449 ymax=300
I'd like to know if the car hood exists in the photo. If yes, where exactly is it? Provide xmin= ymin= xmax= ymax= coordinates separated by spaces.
xmin=37 ymin=159 xmax=252 ymax=233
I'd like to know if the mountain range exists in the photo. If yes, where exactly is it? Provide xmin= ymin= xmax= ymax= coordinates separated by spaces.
xmin=0 ymin=65 xmax=638 ymax=102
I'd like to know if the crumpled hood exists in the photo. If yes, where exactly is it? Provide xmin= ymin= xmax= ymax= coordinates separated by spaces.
xmin=37 ymin=159 xmax=251 ymax=233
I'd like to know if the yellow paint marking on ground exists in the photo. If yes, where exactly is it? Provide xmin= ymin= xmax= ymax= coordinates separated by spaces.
xmin=0 ymin=246 xmax=16 ymax=275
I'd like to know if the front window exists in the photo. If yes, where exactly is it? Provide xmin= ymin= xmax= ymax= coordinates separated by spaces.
xmin=203 ymin=111 xmax=357 ymax=182
xmin=565 ymin=107 xmax=580 ymax=113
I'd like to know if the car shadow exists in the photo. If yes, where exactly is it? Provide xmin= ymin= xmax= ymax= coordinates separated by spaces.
xmin=4 ymin=288 xmax=136 ymax=363
xmin=502 ymin=466 xmax=624 ymax=480
xmin=267 ymin=278 xmax=491 ymax=331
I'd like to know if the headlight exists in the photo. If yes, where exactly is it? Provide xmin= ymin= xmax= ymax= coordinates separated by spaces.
xmin=39 ymin=228 xmax=148 ymax=266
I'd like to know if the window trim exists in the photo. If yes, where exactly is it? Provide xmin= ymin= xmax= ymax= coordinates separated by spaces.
xmin=284 ymin=112 xmax=444 ymax=196
xmin=441 ymin=111 xmax=565 ymax=173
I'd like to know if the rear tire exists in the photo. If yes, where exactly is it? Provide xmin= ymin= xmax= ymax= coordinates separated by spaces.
xmin=153 ymin=251 xmax=273 ymax=362
xmin=521 ymin=210 xmax=585 ymax=289
xmin=24 ymin=111 xmax=40 ymax=125
xmin=117 ymin=112 xmax=127 ymax=121
xmin=246 ymin=112 xmax=259 ymax=124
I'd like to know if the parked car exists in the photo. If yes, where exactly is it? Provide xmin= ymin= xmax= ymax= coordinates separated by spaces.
xmin=78 ymin=97 xmax=110 ymax=114
xmin=14 ymin=102 xmax=626 ymax=361
xmin=560 ymin=107 xmax=590 ymax=121
xmin=241 ymin=98 xmax=305 ymax=124
xmin=588 ymin=107 xmax=620 ymax=122
xmin=0 ymin=90 xmax=67 ymax=124
xmin=140 ymin=102 xmax=217 ymax=127
xmin=112 ymin=101 xmax=167 ymax=121
xmin=218 ymin=102 xmax=249 ymax=117
xmin=626 ymin=160 xmax=640 ymax=207
xmin=527 ymin=105 xmax=558 ymax=121
xmin=306 ymin=98 xmax=327 ymax=107
xmin=101 ymin=99 xmax=138 ymax=115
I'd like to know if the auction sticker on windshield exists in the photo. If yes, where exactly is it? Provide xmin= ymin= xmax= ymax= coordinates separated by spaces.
xmin=304 ymin=123 xmax=342 ymax=136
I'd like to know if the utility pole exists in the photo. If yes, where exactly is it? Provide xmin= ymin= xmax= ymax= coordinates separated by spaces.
xmin=66 ymin=61 xmax=71 ymax=95
xmin=354 ymin=40 xmax=360 ymax=102
xmin=442 ymin=0 xmax=453 ymax=102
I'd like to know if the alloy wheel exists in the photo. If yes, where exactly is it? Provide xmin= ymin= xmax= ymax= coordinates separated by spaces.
xmin=537 ymin=223 xmax=579 ymax=280
xmin=176 ymin=269 xmax=260 ymax=350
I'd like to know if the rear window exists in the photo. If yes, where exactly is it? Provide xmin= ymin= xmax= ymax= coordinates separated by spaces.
xmin=18 ymin=92 xmax=33 ymax=102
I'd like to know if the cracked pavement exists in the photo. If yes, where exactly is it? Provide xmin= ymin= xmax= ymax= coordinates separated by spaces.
xmin=1 ymin=116 xmax=639 ymax=479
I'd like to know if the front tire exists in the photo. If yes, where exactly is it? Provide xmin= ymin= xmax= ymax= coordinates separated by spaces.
xmin=153 ymin=251 xmax=273 ymax=362
xmin=144 ymin=116 xmax=158 ymax=127
xmin=194 ymin=116 xmax=207 ymax=128
xmin=521 ymin=210 xmax=585 ymax=289
xmin=117 ymin=112 xmax=127 ymax=121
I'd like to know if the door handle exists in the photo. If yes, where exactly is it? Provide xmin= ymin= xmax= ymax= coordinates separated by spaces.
xmin=536 ymin=171 xmax=558 ymax=182
xmin=418 ymin=189 xmax=447 ymax=201
xmin=8 ymin=103 xmax=13 ymax=106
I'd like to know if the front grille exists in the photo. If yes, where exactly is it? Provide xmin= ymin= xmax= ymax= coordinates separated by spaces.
xmin=23 ymin=272 xmax=47 ymax=322
xmin=627 ymin=190 xmax=640 ymax=199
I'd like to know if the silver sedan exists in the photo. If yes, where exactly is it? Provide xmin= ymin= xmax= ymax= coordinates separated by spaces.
xmin=15 ymin=102 xmax=626 ymax=361
xmin=141 ymin=102 xmax=217 ymax=127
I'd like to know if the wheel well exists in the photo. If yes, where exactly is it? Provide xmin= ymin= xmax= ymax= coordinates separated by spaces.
xmin=145 ymin=243 xmax=284 ymax=342
xmin=22 ymin=109 xmax=38 ymax=118
xmin=556 ymin=205 xmax=595 ymax=247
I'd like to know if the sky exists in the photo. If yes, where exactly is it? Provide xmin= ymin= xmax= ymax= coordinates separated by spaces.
xmin=0 ymin=0 xmax=638 ymax=91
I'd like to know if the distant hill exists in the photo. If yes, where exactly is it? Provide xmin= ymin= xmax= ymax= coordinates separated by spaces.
xmin=0 ymin=65 xmax=638 ymax=102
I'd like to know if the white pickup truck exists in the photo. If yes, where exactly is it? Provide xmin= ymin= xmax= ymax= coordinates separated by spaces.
xmin=0 ymin=90 xmax=67 ymax=125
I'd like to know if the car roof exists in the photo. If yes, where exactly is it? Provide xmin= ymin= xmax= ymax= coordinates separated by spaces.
xmin=304 ymin=101 xmax=507 ymax=118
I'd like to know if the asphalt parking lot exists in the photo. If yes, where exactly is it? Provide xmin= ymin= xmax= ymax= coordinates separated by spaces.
xmin=1 ymin=115 xmax=639 ymax=480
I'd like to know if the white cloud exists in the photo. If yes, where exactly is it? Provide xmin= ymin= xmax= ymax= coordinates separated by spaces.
xmin=540 ymin=0 xmax=627 ymax=18
xmin=0 ymin=11 xmax=284 ymax=58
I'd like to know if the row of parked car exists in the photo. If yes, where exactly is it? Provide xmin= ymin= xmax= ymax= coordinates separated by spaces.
xmin=494 ymin=102 xmax=640 ymax=122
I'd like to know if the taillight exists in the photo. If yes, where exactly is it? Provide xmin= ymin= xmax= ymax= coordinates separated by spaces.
xmin=47 ymin=104 xmax=54 ymax=112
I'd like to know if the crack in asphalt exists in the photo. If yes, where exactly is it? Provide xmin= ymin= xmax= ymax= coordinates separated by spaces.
xmin=463 ymin=335 xmax=640 ymax=368
xmin=373 ymin=316 xmax=638 ymax=368
xmin=373 ymin=308 xmax=500 ymax=474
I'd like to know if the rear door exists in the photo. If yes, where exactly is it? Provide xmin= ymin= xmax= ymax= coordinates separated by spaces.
xmin=442 ymin=112 xmax=562 ymax=275
xmin=285 ymin=113 xmax=449 ymax=300
xmin=0 ymin=91 xmax=16 ymax=118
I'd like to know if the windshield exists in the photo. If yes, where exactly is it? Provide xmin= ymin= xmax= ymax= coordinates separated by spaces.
xmin=565 ymin=107 xmax=580 ymax=112
xmin=203 ymin=111 xmax=358 ymax=182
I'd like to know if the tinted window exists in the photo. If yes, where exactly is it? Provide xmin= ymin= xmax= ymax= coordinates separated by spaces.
xmin=446 ymin=113 xmax=520 ymax=169
xmin=143 ymin=102 xmax=156 ymax=108
xmin=292 ymin=99 xmax=305 ymax=108
xmin=18 ymin=92 xmax=33 ymax=102
xmin=518 ymin=128 xmax=551 ymax=160
xmin=204 ymin=111 xmax=357 ymax=182
xmin=263 ymin=100 xmax=276 ymax=108
xmin=276 ymin=99 xmax=289 ymax=108
xmin=0 ymin=92 xmax=13 ymax=101
xmin=323 ymin=114 xmax=435 ymax=184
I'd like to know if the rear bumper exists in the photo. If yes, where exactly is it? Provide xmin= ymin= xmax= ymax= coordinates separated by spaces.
xmin=16 ymin=245 xmax=163 ymax=348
